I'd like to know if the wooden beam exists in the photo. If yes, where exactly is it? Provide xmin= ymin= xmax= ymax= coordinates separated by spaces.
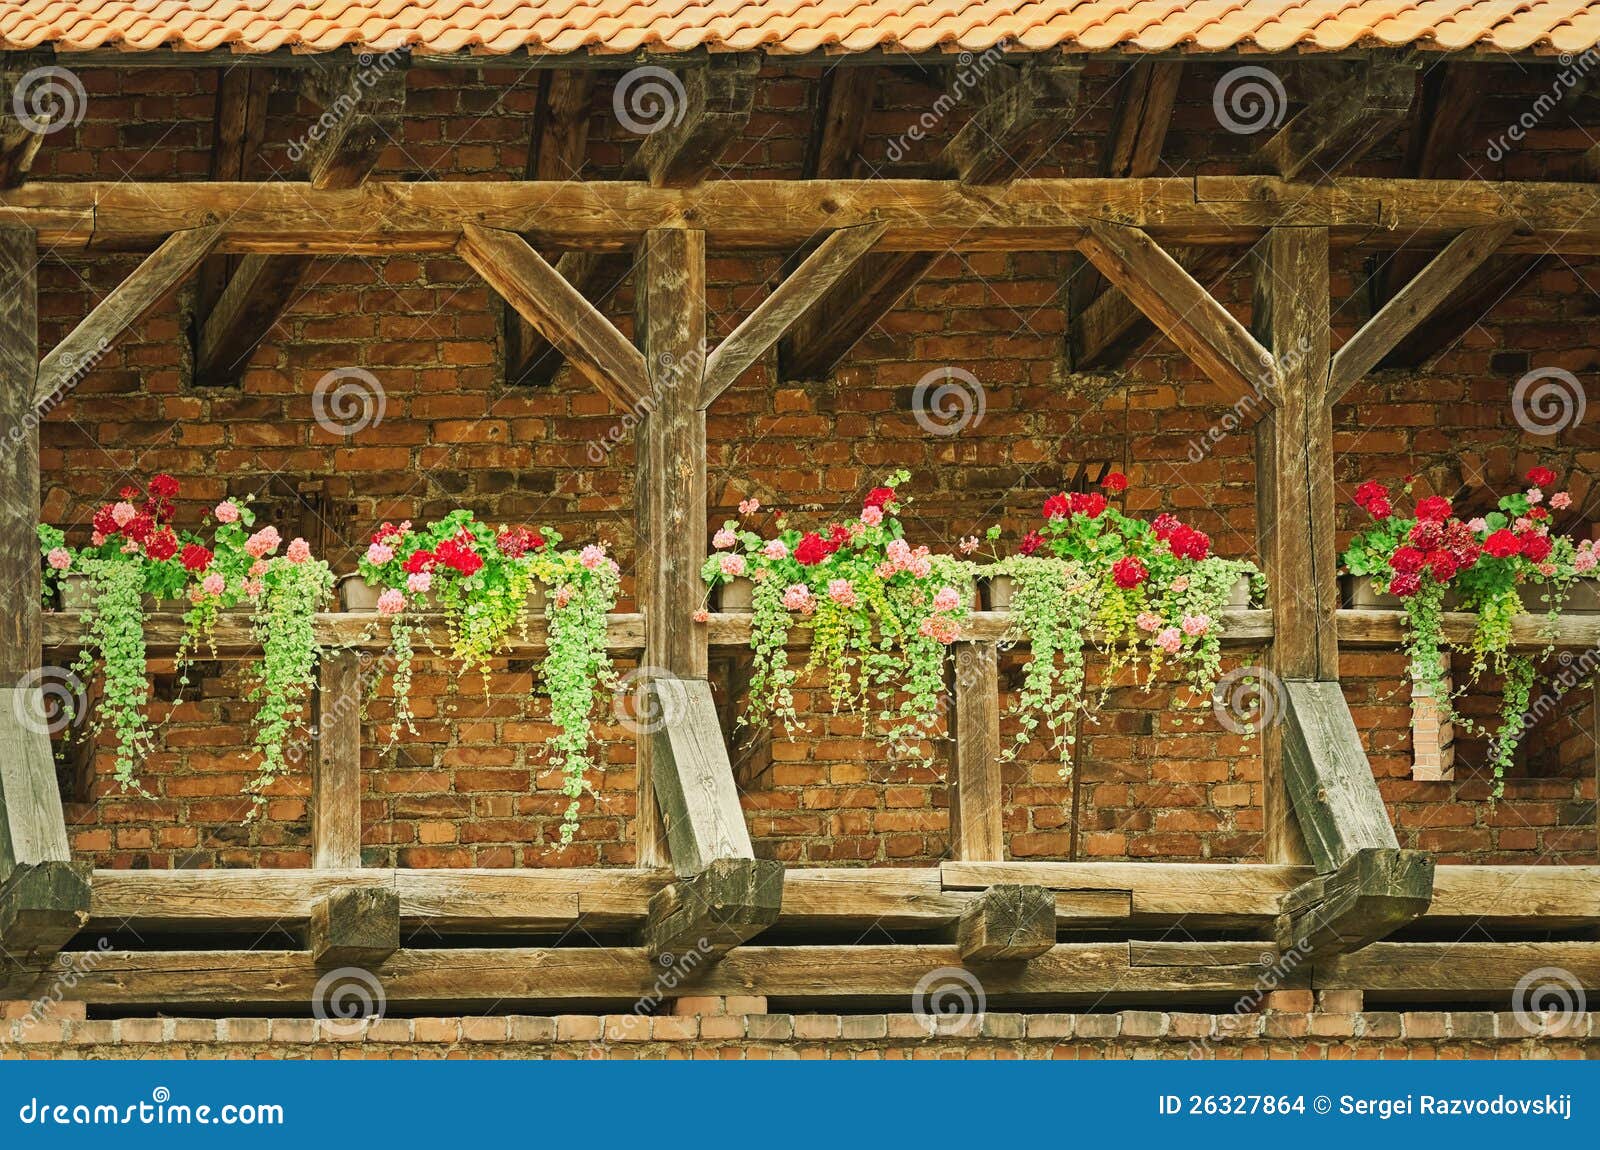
xmin=0 ymin=227 xmax=39 ymax=678
xmin=640 ymin=857 xmax=783 ymax=961
xmin=193 ymin=254 xmax=310 ymax=386
xmin=1069 ymin=247 xmax=1235 ymax=372
xmin=0 ymin=861 xmax=90 ymax=966
xmin=0 ymin=67 xmax=52 ymax=188
xmin=1256 ymin=59 xmax=1416 ymax=181
xmin=458 ymin=223 xmax=648 ymax=409
xmin=623 ymin=57 xmax=759 ymax=187
xmin=1320 ymin=942 xmax=1600 ymax=999
xmin=805 ymin=67 xmax=877 ymax=179
xmin=647 ymin=679 xmax=751 ymax=875
xmin=36 ymin=226 xmax=222 ymax=406
xmin=1277 ymin=847 xmax=1433 ymax=960
xmin=1327 ymin=222 xmax=1517 ymax=401
xmin=952 ymin=885 xmax=1055 ymax=961
xmin=506 ymin=70 xmax=598 ymax=386
xmin=700 ymin=222 xmax=885 ymax=406
xmin=308 ymin=886 xmax=399 ymax=968
xmin=1379 ymin=253 xmax=1542 ymax=369
xmin=1079 ymin=221 xmax=1272 ymax=402
xmin=949 ymin=641 xmax=1004 ymax=862
xmin=195 ymin=68 xmax=272 ymax=320
xmin=312 ymin=649 xmax=363 ymax=869
xmin=1104 ymin=61 xmax=1183 ymax=180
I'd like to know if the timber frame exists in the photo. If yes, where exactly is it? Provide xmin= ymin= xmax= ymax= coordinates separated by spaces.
xmin=2 ymin=49 xmax=1599 ymax=1016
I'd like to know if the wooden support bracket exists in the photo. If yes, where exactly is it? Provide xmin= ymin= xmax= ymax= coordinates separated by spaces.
xmin=950 ymin=885 xmax=1055 ymax=962
xmin=640 ymin=857 xmax=783 ymax=962
xmin=308 ymin=885 xmax=399 ymax=969
xmin=1277 ymin=847 xmax=1434 ymax=960
xmin=0 ymin=860 xmax=91 ymax=966
xmin=648 ymin=678 xmax=754 ymax=876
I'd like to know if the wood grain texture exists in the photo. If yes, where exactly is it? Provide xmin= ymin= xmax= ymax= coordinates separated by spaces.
xmin=457 ymin=222 xmax=648 ymax=408
xmin=953 ymin=884 xmax=1055 ymax=961
xmin=312 ymin=649 xmax=363 ymax=869
xmin=1280 ymin=681 xmax=1399 ymax=873
xmin=648 ymin=679 xmax=753 ymax=875
xmin=1255 ymin=59 xmax=1415 ymax=181
xmin=1276 ymin=847 xmax=1433 ymax=959
xmin=0 ymin=226 xmax=38 ymax=682
xmin=805 ymin=66 xmax=877 ymax=180
xmin=950 ymin=641 xmax=1004 ymax=862
xmin=36 ymin=226 xmax=222 ymax=406
xmin=309 ymin=885 xmax=399 ymax=968
xmin=0 ymin=860 xmax=90 ymax=965
xmin=624 ymin=57 xmax=758 ymax=188
xmin=640 ymin=857 xmax=782 ymax=960
xmin=0 ymin=695 xmax=72 ymax=878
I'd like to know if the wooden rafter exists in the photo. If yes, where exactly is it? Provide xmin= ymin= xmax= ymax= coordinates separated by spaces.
xmin=780 ymin=59 xmax=1082 ymax=380
xmin=457 ymin=223 xmax=648 ymax=409
xmin=194 ymin=62 xmax=405 ymax=386
xmin=1255 ymin=58 xmax=1416 ymax=181
xmin=309 ymin=886 xmax=398 ymax=968
xmin=194 ymin=68 xmax=273 ymax=320
xmin=0 ymin=66 xmax=52 ymax=188
xmin=37 ymin=226 xmax=223 ymax=406
xmin=805 ymin=65 xmax=877 ymax=179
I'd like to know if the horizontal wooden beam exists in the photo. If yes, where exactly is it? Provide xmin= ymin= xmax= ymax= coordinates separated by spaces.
xmin=1320 ymin=942 xmax=1600 ymax=1000
xmin=4 ymin=179 xmax=1596 ymax=254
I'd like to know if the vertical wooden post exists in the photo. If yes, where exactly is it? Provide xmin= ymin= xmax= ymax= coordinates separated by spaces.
xmin=312 ymin=649 xmax=363 ymax=869
xmin=950 ymin=641 xmax=1004 ymax=860
xmin=0 ymin=227 xmax=39 ymax=686
xmin=633 ymin=228 xmax=709 ymax=867
xmin=1252 ymin=226 xmax=1335 ymax=864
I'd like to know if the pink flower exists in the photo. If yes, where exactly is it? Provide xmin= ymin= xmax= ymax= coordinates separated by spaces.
xmin=1467 ymin=517 xmax=1489 ymax=533
xmin=286 ymin=538 xmax=311 ymax=564
xmin=860 ymin=505 xmax=883 ymax=528
xmin=713 ymin=529 xmax=737 ymax=550
xmin=959 ymin=536 xmax=979 ymax=555
xmin=201 ymin=573 xmax=226 ymax=597
xmin=719 ymin=553 xmax=747 ymax=577
xmin=244 ymin=578 xmax=264 ymax=598
xmin=111 ymin=502 xmax=137 ymax=527
xmin=377 ymin=589 xmax=406 ymax=615
xmin=932 ymin=586 xmax=962 ymax=613
xmin=782 ymin=584 xmax=815 ymax=614
xmin=918 ymin=614 xmax=961 ymax=645
xmin=1576 ymin=549 xmax=1597 ymax=573
xmin=91 ymin=531 xmax=106 ymax=547
xmin=1155 ymin=626 xmax=1183 ymax=654
xmin=738 ymin=497 xmax=760 ymax=516
xmin=245 ymin=526 xmax=280 ymax=558
xmin=579 ymin=544 xmax=607 ymax=570
xmin=214 ymin=501 xmax=240 ymax=524
xmin=1551 ymin=492 xmax=1573 ymax=510
xmin=366 ymin=542 xmax=394 ymax=565
xmin=1540 ymin=562 xmax=1558 ymax=577
xmin=407 ymin=572 xmax=432 ymax=594
xmin=1526 ymin=487 xmax=1544 ymax=504
xmin=121 ymin=540 xmax=140 ymax=554
xmin=692 ymin=607 xmax=710 ymax=623
xmin=249 ymin=559 xmax=268 ymax=577
xmin=909 ymin=555 xmax=933 ymax=580
xmin=555 ymin=585 xmax=575 ymax=608
xmin=827 ymin=578 xmax=858 ymax=608
xmin=1170 ymin=575 xmax=1189 ymax=593
xmin=1181 ymin=614 xmax=1211 ymax=637
xmin=46 ymin=548 xmax=71 ymax=571
xmin=1136 ymin=612 xmax=1163 ymax=632
xmin=762 ymin=538 xmax=788 ymax=560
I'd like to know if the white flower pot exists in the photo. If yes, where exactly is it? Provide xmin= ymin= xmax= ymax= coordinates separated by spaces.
xmin=1227 ymin=574 xmax=1253 ymax=609
xmin=718 ymin=577 xmax=754 ymax=613
xmin=980 ymin=574 xmax=1014 ymax=611
xmin=337 ymin=573 xmax=384 ymax=612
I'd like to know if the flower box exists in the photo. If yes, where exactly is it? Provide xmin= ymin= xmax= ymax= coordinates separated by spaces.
xmin=718 ymin=576 xmax=754 ymax=613
xmin=337 ymin=571 xmax=548 ymax=617
xmin=58 ymin=573 xmax=166 ymax=613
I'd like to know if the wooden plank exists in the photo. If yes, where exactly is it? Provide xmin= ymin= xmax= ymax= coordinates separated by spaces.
xmin=35 ymin=226 xmax=222 ymax=405
xmin=309 ymin=886 xmax=399 ymax=968
xmin=312 ymin=649 xmax=363 ymax=869
xmin=44 ymin=609 xmax=647 ymax=657
xmin=805 ymin=67 xmax=877 ymax=180
xmin=624 ymin=57 xmax=759 ymax=187
xmin=949 ymin=641 xmax=1004 ymax=862
xmin=940 ymin=60 xmax=1082 ymax=183
xmin=1320 ymin=942 xmax=1600 ymax=998
xmin=1255 ymin=59 xmax=1415 ymax=181
xmin=299 ymin=62 xmax=406 ymax=190
xmin=700 ymin=222 xmax=886 ymax=406
xmin=776 ymin=868 xmax=967 ymax=930
xmin=9 ymin=177 xmax=1600 ymax=254
xmin=195 ymin=68 xmax=272 ymax=322
xmin=640 ymin=857 xmax=782 ymax=961
xmin=194 ymin=253 xmax=310 ymax=386
xmin=1070 ymin=247 xmax=1236 ymax=372
xmin=1327 ymin=222 xmax=1516 ymax=401
xmin=457 ymin=223 xmax=648 ymax=408
xmin=1280 ymin=681 xmax=1399 ymax=872
xmin=0 ymin=227 xmax=39 ymax=682
xmin=506 ymin=252 xmax=632 ymax=387
xmin=648 ymin=679 xmax=752 ymax=875
xmin=952 ymin=885 xmax=1055 ymax=961
xmin=941 ymin=861 xmax=1305 ymax=924
xmin=704 ymin=608 xmax=1275 ymax=649
xmin=1078 ymin=221 xmax=1272 ymax=403
xmin=0 ymin=702 xmax=72 ymax=876
xmin=0 ymin=861 xmax=90 ymax=965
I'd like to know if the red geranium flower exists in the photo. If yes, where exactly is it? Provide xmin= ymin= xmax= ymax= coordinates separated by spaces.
xmin=1111 ymin=556 xmax=1148 ymax=589
xmin=1389 ymin=546 xmax=1426 ymax=575
xmin=1389 ymin=571 xmax=1422 ymax=598
xmin=92 ymin=505 xmax=119 ymax=536
xmin=1367 ymin=497 xmax=1393 ymax=520
xmin=863 ymin=486 xmax=897 ymax=511
xmin=1070 ymin=492 xmax=1107 ymax=519
xmin=119 ymin=486 xmax=139 ymax=500
xmin=1100 ymin=471 xmax=1129 ymax=493
xmin=1483 ymin=529 xmax=1521 ymax=559
xmin=1409 ymin=520 xmax=1443 ymax=550
xmin=826 ymin=524 xmax=850 ymax=551
xmin=1425 ymin=549 xmax=1457 ymax=583
xmin=1414 ymin=495 xmax=1452 ymax=522
xmin=180 ymin=543 xmax=213 ymax=573
xmin=124 ymin=513 xmax=154 ymax=543
xmin=1018 ymin=531 xmax=1043 ymax=557
xmin=1042 ymin=493 xmax=1071 ymax=521
xmin=1528 ymin=506 xmax=1550 ymax=520
xmin=1520 ymin=533 xmax=1552 ymax=563
xmin=1151 ymin=513 xmax=1181 ymax=541
xmin=147 ymin=473 xmax=179 ymax=499
xmin=1354 ymin=481 xmax=1389 ymax=510
xmin=794 ymin=532 xmax=830 ymax=566
xmin=1527 ymin=466 xmax=1557 ymax=488
xmin=143 ymin=527 xmax=178 ymax=561
xmin=495 ymin=526 xmax=544 ymax=558
xmin=435 ymin=536 xmax=484 ymax=576
xmin=402 ymin=549 xmax=437 ymax=575
xmin=1167 ymin=524 xmax=1210 ymax=561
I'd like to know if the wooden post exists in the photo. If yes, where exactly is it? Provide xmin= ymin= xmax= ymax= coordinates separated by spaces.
xmin=312 ymin=649 xmax=363 ymax=869
xmin=1251 ymin=227 xmax=1336 ymax=864
xmin=634 ymin=227 xmax=709 ymax=867
xmin=0 ymin=227 xmax=40 ymax=683
xmin=950 ymin=641 xmax=1004 ymax=861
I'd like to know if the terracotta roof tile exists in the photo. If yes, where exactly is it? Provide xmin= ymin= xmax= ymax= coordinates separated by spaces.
xmin=0 ymin=0 xmax=1595 ymax=58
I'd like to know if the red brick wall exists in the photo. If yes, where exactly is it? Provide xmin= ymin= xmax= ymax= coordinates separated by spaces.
xmin=31 ymin=62 xmax=1600 ymax=870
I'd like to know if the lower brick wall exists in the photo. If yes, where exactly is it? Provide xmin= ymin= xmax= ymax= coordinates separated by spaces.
xmin=5 ymin=1009 xmax=1593 ymax=1060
